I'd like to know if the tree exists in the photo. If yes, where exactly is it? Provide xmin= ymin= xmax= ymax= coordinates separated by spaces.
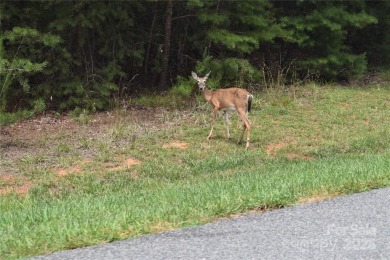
xmin=159 ymin=0 xmax=173 ymax=90
xmin=350 ymin=1 xmax=390 ymax=66
xmin=188 ymin=0 xmax=275 ymax=87
xmin=0 ymin=26 xmax=60 ymax=112
xmin=277 ymin=0 xmax=377 ymax=80
xmin=1 ymin=1 xmax=389 ymax=112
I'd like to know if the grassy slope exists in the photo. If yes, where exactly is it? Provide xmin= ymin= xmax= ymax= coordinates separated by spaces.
xmin=1 ymin=84 xmax=390 ymax=258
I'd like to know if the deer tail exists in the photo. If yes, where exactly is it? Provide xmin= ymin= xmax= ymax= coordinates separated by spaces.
xmin=247 ymin=94 xmax=253 ymax=113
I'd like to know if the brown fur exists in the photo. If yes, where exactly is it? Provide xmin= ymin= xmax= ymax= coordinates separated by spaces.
xmin=192 ymin=72 xmax=252 ymax=149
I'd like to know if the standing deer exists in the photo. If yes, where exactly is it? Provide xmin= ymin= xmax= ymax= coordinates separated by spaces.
xmin=192 ymin=71 xmax=253 ymax=149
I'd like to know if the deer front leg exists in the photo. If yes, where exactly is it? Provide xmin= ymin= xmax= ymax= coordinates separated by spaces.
xmin=208 ymin=109 xmax=218 ymax=141
xmin=223 ymin=110 xmax=230 ymax=139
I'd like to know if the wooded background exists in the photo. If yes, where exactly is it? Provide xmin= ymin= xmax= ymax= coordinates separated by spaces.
xmin=1 ymin=0 xmax=389 ymax=112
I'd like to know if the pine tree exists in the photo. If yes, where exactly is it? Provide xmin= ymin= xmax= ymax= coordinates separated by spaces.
xmin=277 ymin=0 xmax=377 ymax=80
xmin=188 ymin=0 xmax=275 ymax=87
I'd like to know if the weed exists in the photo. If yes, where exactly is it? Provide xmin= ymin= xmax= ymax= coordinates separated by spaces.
xmin=69 ymin=108 xmax=91 ymax=124
xmin=170 ymin=76 xmax=194 ymax=97
xmin=32 ymin=99 xmax=46 ymax=114
xmin=134 ymin=94 xmax=186 ymax=109
xmin=0 ymin=110 xmax=34 ymax=125
xmin=56 ymin=143 xmax=71 ymax=154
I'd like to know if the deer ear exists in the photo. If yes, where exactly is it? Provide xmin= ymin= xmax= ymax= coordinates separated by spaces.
xmin=191 ymin=71 xmax=198 ymax=80
xmin=204 ymin=71 xmax=211 ymax=79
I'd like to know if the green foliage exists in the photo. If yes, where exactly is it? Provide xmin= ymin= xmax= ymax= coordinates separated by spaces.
xmin=170 ymin=76 xmax=194 ymax=97
xmin=69 ymin=108 xmax=91 ymax=124
xmin=302 ymin=53 xmax=367 ymax=80
xmin=135 ymin=76 xmax=196 ymax=108
xmin=0 ymin=27 xmax=53 ymax=112
xmin=207 ymin=29 xmax=259 ymax=54
xmin=0 ymin=99 xmax=46 ymax=126
xmin=191 ymin=0 xmax=274 ymax=52
xmin=1 ymin=0 xmax=390 ymax=111
xmin=134 ymin=93 xmax=187 ymax=109
xmin=41 ymin=1 xmax=140 ymax=111
xmin=3 ymin=27 xmax=62 ymax=46
xmin=0 ymin=110 xmax=34 ymax=125
xmin=353 ymin=1 xmax=390 ymax=66
xmin=195 ymin=56 xmax=262 ymax=88
xmin=31 ymin=98 xmax=46 ymax=114
xmin=278 ymin=1 xmax=377 ymax=80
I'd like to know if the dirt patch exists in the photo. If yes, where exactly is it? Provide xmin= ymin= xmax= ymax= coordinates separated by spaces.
xmin=54 ymin=159 xmax=93 ymax=176
xmin=1 ymin=113 xmax=78 ymax=144
xmin=55 ymin=165 xmax=84 ymax=176
xmin=214 ymin=205 xmax=283 ymax=223
xmin=1 ymin=109 xmax=169 ymax=196
xmin=125 ymin=158 xmax=142 ymax=167
xmin=0 ymin=174 xmax=33 ymax=196
xmin=265 ymin=141 xmax=291 ymax=156
xmin=266 ymin=141 xmax=313 ymax=160
xmin=162 ymin=141 xmax=189 ymax=149
xmin=0 ymin=173 xmax=15 ymax=182
xmin=1 ymin=109 xmax=170 ymax=174
xmin=106 ymin=158 xmax=142 ymax=172
xmin=287 ymin=153 xmax=313 ymax=161
xmin=54 ymin=157 xmax=142 ymax=176
xmin=1 ymin=110 xmax=154 ymax=145
xmin=297 ymin=193 xmax=338 ymax=204
xmin=147 ymin=221 xmax=180 ymax=234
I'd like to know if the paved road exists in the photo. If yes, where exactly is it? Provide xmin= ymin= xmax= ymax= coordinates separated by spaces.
xmin=34 ymin=187 xmax=390 ymax=260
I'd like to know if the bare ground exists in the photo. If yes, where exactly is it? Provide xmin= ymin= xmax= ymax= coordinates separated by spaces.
xmin=0 ymin=108 xmax=172 ymax=195
xmin=1 ymin=106 xmax=310 ymax=195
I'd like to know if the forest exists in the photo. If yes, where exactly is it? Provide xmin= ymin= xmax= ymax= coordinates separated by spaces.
xmin=1 ymin=0 xmax=390 ymax=112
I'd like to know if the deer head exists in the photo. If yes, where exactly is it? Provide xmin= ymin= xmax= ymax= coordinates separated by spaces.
xmin=191 ymin=71 xmax=211 ymax=91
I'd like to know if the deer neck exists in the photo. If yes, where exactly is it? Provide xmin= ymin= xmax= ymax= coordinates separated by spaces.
xmin=201 ymin=87 xmax=213 ymax=102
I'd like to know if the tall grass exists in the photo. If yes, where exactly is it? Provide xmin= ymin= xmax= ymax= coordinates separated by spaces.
xmin=1 ymin=83 xmax=390 ymax=258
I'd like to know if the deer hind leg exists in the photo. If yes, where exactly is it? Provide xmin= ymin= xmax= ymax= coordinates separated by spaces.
xmin=238 ymin=124 xmax=246 ymax=144
xmin=245 ymin=119 xmax=251 ymax=149
xmin=223 ymin=110 xmax=230 ymax=139
xmin=237 ymin=111 xmax=251 ymax=149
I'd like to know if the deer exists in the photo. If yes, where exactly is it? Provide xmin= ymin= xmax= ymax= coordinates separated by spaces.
xmin=191 ymin=71 xmax=253 ymax=149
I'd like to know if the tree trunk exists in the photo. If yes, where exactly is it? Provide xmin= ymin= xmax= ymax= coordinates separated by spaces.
xmin=144 ymin=2 xmax=158 ymax=83
xmin=159 ymin=0 xmax=173 ymax=90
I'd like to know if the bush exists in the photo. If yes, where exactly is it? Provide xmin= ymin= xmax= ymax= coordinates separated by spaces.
xmin=194 ymin=55 xmax=263 ymax=89
xmin=170 ymin=76 xmax=194 ymax=97
xmin=0 ymin=110 xmax=34 ymax=126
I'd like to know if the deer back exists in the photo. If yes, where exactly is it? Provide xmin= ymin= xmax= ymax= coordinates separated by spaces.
xmin=209 ymin=88 xmax=250 ymax=111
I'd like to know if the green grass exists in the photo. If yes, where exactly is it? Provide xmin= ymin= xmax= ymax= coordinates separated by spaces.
xmin=1 ymin=83 xmax=390 ymax=258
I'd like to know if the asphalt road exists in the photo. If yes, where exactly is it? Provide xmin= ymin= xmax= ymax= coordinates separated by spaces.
xmin=33 ymin=187 xmax=390 ymax=260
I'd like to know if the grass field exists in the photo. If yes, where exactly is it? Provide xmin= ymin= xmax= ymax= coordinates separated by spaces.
xmin=1 ymin=83 xmax=390 ymax=258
